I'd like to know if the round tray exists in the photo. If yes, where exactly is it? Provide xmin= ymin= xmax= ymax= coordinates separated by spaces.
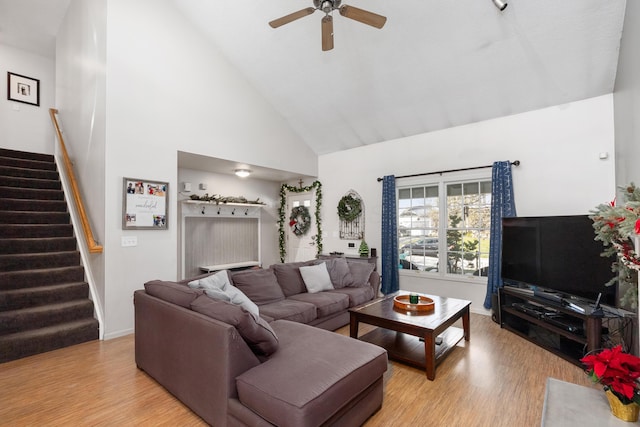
xmin=393 ymin=295 xmax=435 ymax=312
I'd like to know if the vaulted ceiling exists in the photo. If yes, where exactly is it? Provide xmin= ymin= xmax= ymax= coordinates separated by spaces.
xmin=0 ymin=0 xmax=627 ymax=157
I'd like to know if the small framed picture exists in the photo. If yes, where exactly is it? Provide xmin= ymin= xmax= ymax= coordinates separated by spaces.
xmin=7 ymin=72 xmax=40 ymax=106
xmin=122 ymin=177 xmax=169 ymax=230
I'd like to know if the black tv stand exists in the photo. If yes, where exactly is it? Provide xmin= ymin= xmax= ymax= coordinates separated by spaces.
xmin=499 ymin=285 xmax=611 ymax=366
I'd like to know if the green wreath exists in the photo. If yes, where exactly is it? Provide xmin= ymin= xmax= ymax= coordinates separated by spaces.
xmin=337 ymin=195 xmax=362 ymax=222
xmin=289 ymin=206 xmax=311 ymax=236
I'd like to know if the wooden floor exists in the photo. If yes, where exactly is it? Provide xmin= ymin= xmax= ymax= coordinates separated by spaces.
xmin=0 ymin=313 xmax=594 ymax=426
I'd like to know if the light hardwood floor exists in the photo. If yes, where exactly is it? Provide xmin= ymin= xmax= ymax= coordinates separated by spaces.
xmin=0 ymin=313 xmax=594 ymax=426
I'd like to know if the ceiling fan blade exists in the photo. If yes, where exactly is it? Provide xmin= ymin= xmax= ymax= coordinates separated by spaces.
xmin=269 ymin=7 xmax=315 ymax=28
xmin=322 ymin=15 xmax=334 ymax=51
xmin=339 ymin=5 xmax=387 ymax=29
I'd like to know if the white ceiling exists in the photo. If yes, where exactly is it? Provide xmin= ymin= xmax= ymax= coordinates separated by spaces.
xmin=0 ymin=0 xmax=627 ymax=174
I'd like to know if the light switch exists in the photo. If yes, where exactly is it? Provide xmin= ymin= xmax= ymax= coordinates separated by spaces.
xmin=121 ymin=236 xmax=137 ymax=247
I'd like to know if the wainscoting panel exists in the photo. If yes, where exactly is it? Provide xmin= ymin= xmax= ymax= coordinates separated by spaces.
xmin=184 ymin=216 xmax=259 ymax=278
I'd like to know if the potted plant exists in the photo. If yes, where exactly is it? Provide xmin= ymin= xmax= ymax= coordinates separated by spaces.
xmin=581 ymin=345 xmax=640 ymax=421
xmin=590 ymin=183 xmax=640 ymax=308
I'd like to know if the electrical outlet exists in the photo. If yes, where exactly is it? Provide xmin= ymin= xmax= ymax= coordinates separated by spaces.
xmin=121 ymin=236 xmax=138 ymax=247
xmin=348 ymin=243 xmax=355 ymax=248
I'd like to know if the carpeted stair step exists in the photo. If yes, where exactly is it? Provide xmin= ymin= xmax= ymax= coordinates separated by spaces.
xmin=0 ymin=251 xmax=81 ymax=272
xmin=0 ymin=224 xmax=73 ymax=238
xmin=0 ymin=266 xmax=85 ymax=290
xmin=0 ymin=148 xmax=54 ymax=163
xmin=0 ymin=237 xmax=77 ymax=254
xmin=0 ymin=318 xmax=99 ymax=363
xmin=0 ymin=210 xmax=70 ymax=225
xmin=0 ymin=282 xmax=89 ymax=311
xmin=0 ymin=156 xmax=56 ymax=171
xmin=0 ymin=198 xmax=68 ymax=212
xmin=0 ymin=176 xmax=61 ymax=190
xmin=0 ymin=186 xmax=63 ymax=200
xmin=0 ymin=165 xmax=59 ymax=180
xmin=0 ymin=299 xmax=95 ymax=336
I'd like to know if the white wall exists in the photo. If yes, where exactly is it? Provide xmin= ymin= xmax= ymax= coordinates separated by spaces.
xmin=55 ymin=0 xmax=107 ymax=313
xmin=319 ymin=95 xmax=616 ymax=313
xmin=614 ymin=0 xmax=640 ymax=187
xmin=177 ymin=168 xmax=282 ymax=274
xmin=0 ymin=44 xmax=56 ymax=154
xmin=93 ymin=0 xmax=316 ymax=338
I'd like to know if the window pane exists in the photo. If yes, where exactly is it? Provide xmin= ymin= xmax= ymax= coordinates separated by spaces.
xmin=445 ymin=180 xmax=492 ymax=276
xmin=398 ymin=185 xmax=439 ymax=273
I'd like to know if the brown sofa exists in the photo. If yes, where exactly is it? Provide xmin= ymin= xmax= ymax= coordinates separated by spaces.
xmin=134 ymin=258 xmax=387 ymax=426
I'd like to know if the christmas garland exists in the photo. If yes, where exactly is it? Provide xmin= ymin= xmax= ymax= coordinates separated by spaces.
xmin=337 ymin=194 xmax=362 ymax=222
xmin=289 ymin=206 xmax=311 ymax=236
xmin=590 ymin=183 xmax=640 ymax=308
xmin=278 ymin=181 xmax=323 ymax=262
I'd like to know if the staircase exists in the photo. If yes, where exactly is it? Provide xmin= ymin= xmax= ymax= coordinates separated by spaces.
xmin=0 ymin=148 xmax=99 ymax=363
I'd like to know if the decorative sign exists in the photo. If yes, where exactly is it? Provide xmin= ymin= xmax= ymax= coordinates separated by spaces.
xmin=122 ymin=177 xmax=168 ymax=229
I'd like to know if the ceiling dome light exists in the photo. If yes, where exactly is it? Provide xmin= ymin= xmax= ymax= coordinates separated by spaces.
xmin=235 ymin=169 xmax=251 ymax=178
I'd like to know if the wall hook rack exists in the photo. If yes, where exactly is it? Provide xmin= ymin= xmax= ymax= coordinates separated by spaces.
xmin=201 ymin=206 xmax=206 ymax=215
xmin=232 ymin=208 xmax=236 ymax=215
xmin=217 ymin=207 xmax=221 ymax=215
xmin=245 ymin=209 xmax=249 ymax=216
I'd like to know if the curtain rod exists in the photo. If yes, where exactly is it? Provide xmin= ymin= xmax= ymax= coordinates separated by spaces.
xmin=376 ymin=160 xmax=520 ymax=182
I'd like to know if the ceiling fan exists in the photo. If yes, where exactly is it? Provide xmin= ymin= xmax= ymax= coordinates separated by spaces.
xmin=269 ymin=0 xmax=387 ymax=51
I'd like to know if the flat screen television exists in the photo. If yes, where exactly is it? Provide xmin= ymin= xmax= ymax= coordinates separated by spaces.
xmin=501 ymin=215 xmax=617 ymax=306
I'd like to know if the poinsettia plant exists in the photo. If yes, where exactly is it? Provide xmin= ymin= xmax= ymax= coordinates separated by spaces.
xmin=581 ymin=345 xmax=640 ymax=405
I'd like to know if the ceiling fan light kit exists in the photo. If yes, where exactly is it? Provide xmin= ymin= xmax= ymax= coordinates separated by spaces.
xmin=269 ymin=0 xmax=387 ymax=51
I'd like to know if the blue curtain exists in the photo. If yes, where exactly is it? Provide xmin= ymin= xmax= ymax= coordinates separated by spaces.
xmin=381 ymin=175 xmax=399 ymax=295
xmin=483 ymin=161 xmax=517 ymax=309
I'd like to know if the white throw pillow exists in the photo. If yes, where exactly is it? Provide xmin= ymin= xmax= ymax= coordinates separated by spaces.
xmin=299 ymin=262 xmax=334 ymax=294
xmin=189 ymin=270 xmax=259 ymax=319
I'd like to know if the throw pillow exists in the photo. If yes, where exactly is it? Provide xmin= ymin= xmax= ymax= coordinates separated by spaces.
xmin=270 ymin=261 xmax=315 ymax=296
xmin=191 ymin=295 xmax=278 ymax=356
xmin=189 ymin=270 xmax=259 ymax=319
xmin=299 ymin=262 xmax=334 ymax=294
xmin=346 ymin=261 xmax=376 ymax=287
xmin=231 ymin=269 xmax=286 ymax=305
xmin=144 ymin=280 xmax=204 ymax=308
xmin=319 ymin=257 xmax=353 ymax=288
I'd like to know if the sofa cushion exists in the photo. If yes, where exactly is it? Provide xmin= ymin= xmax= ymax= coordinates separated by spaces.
xmin=299 ymin=263 xmax=334 ymax=294
xmin=190 ymin=295 xmax=278 ymax=356
xmin=326 ymin=287 xmax=375 ymax=307
xmin=320 ymin=257 xmax=353 ymax=289
xmin=144 ymin=280 xmax=204 ymax=308
xmin=231 ymin=269 xmax=285 ymax=306
xmin=258 ymin=300 xmax=317 ymax=324
xmin=236 ymin=320 xmax=387 ymax=427
xmin=346 ymin=262 xmax=376 ymax=287
xmin=188 ymin=270 xmax=259 ymax=319
xmin=270 ymin=261 xmax=313 ymax=297
xmin=288 ymin=292 xmax=349 ymax=318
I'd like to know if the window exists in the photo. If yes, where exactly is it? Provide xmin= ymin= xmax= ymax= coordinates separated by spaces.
xmin=398 ymin=176 xmax=492 ymax=279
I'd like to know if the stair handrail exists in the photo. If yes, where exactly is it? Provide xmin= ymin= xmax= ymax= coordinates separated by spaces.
xmin=49 ymin=108 xmax=103 ymax=254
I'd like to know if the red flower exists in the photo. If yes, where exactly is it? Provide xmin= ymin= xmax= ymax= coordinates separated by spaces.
xmin=289 ymin=219 xmax=297 ymax=227
xmin=635 ymin=218 xmax=640 ymax=235
xmin=581 ymin=345 xmax=640 ymax=402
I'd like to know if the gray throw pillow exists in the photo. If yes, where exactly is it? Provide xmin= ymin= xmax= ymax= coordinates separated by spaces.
xmin=321 ymin=257 xmax=353 ymax=288
xmin=191 ymin=295 xmax=278 ymax=356
xmin=231 ymin=269 xmax=285 ymax=305
xmin=346 ymin=262 xmax=376 ymax=287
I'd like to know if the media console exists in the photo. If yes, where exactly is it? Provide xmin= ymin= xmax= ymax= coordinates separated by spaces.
xmin=498 ymin=285 xmax=629 ymax=366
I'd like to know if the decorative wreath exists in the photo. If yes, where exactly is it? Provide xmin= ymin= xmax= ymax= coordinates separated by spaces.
xmin=337 ymin=194 xmax=362 ymax=222
xmin=289 ymin=206 xmax=311 ymax=236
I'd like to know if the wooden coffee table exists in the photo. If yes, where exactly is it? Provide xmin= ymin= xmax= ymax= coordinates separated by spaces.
xmin=349 ymin=292 xmax=471 ymax=380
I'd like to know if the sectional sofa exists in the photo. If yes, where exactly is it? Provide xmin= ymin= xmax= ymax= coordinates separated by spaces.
xmin=134 ymin=257 xmax=388 ymax=426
